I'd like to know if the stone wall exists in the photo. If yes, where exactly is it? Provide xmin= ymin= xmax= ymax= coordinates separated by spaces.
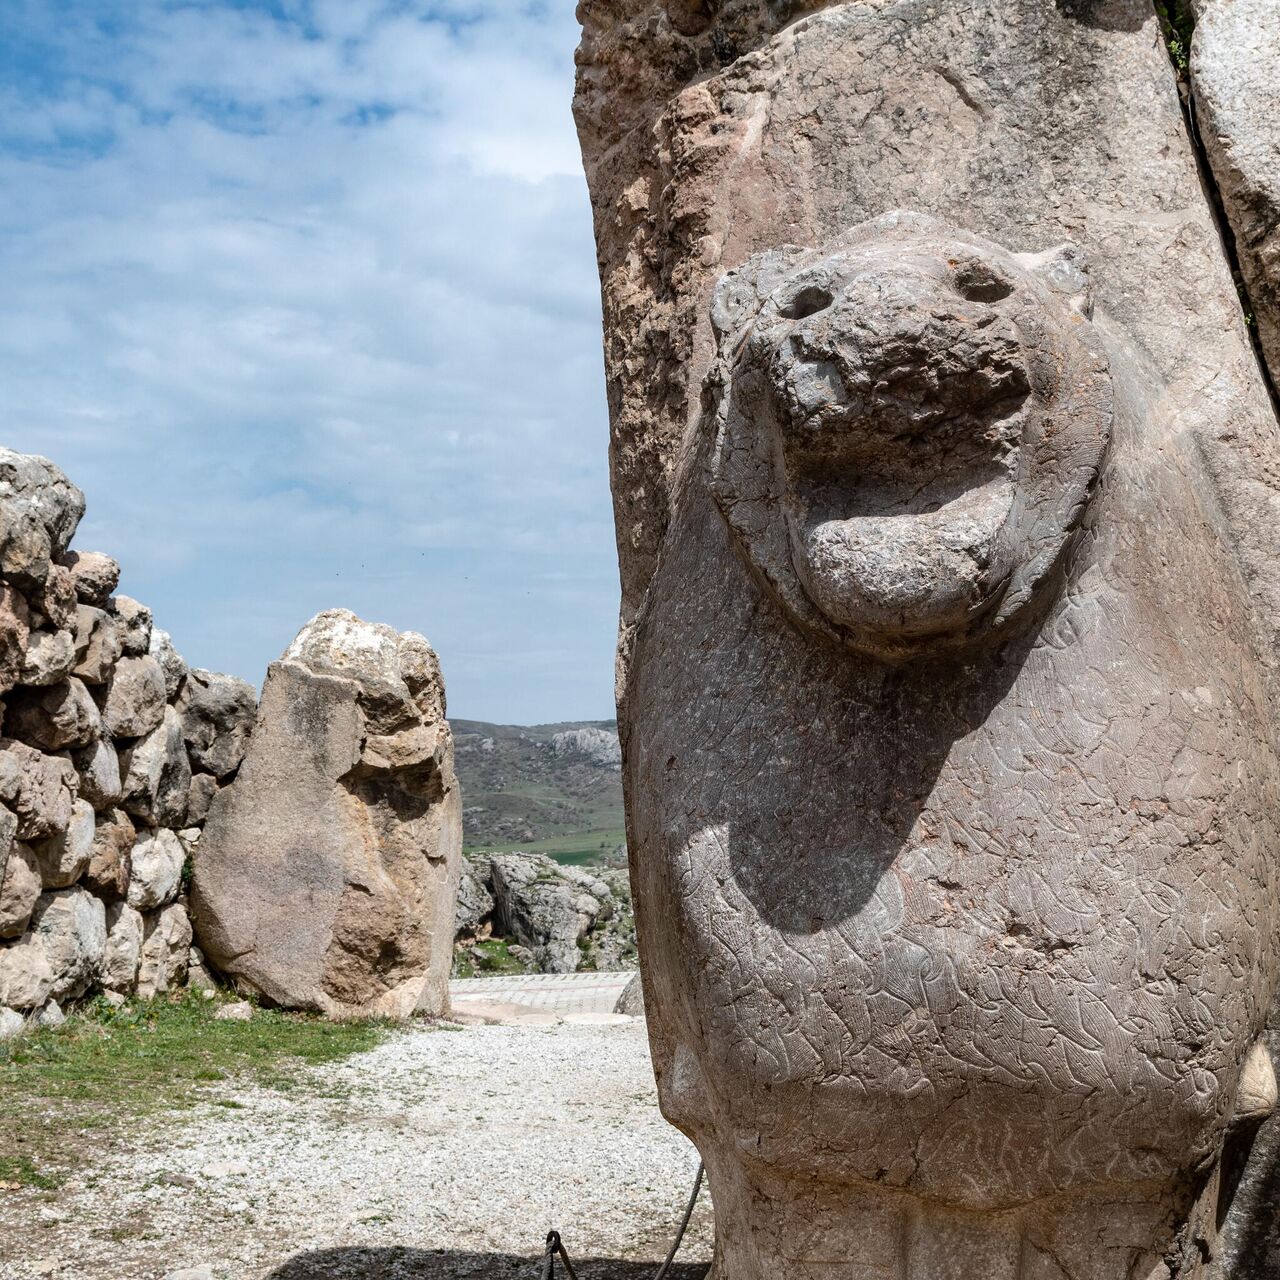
xmin=0 ymin=447 xmax=256 ymax=1024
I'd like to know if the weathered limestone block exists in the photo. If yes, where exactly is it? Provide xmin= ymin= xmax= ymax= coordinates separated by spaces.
xmin=120 ymin=706 xmax=190 ymax=828
xmin=0 ymin=842 xmax=40 ymax=939
xmin=126 ymin=826 xmax=183 ymax=912
xmin=59 ymin=550 xmax=120 ymax=608
xmin=147 ymin=627 xmax=187 ymax=701
xmin=0 ymin=448 xmax=85 ymax=589
xmin=1190 ymin=0 xmax=1280 ymax=387
xmin=71 ymin=735 xmax=122 ymax=811
xmin=85 ymin=806 xmax=133 ymax=901
xmin=454 ymin=858 xmax=495 ymax=943
xmin=180 ymin=669 xmax=256 ymax=779
xmin=108 ymin=595 xmax=152 ymax=658
xmin=0 ymin=740 xmax=76 ymax=841
xmin=0 ymin=585 xmax=29 ymax=697
xmin=0 ymin=931 xmax=53 ymax=1010
xmin=31 ymin=887 xmax=105 ymax=1002
xmin=101 ymin=901 xmax=142 ymax=992
xmin=32 ymin=798 xmax=95 ymax=889
xmin=136 ymin=903 xmax=191 ymax=998
xmin=191 ymin=610 xmax=462 ymax=1019
xmin=575 ymin=3 xmax=1280 ymax=1277
xmin=185 ymin=773 xmax=218 ymax=826
xmin=34 ymin=564 xmax=77 ymax=633
xmin=100 ymin=654 xmax=166 ymax=740
xmin=6 ymin=678 xmax=101 ymax=750
xmin=20 ymin=628 xmax=75 ymax=688
xmin=72 ymin=604 xmax=122 ymax=685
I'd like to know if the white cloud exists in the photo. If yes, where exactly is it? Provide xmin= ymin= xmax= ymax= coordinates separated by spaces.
xmin=0 ymin=0 xmax=617 ymax=722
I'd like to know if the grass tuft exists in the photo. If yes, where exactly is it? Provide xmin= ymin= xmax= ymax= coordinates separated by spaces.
xmin=0 ymin=992 xmax=394 ymax=1189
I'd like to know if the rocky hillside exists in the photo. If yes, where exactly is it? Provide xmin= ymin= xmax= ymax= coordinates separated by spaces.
xmin=452 ymin=718 xmax=625 ymax=867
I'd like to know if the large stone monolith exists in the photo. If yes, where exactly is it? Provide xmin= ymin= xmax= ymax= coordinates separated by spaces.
xmin=575 ymin=3 xmax=1280 ymax=1277
xmin=190 ymin=610 xmax=463 ymax=1019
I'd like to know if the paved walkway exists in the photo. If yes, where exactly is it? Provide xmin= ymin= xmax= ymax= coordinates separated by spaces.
xmin=449 ymin=970 xmax=636 ymax=1016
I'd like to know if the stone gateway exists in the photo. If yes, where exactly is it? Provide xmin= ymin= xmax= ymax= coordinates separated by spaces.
xmin=575 ymin=3 xmax=1280 ymax=1278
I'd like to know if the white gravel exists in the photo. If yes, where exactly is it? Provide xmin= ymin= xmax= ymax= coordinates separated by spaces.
xmin=0 ymin=1020 xmax=712 ymax=1279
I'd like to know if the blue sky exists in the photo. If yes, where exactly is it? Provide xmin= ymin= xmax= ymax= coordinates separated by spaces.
xmin=0 ymin=0 xmax=618 ymax=724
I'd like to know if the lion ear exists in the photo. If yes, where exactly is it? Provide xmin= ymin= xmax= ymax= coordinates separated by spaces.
xmin=1015 ymin=242 xmax=1093 ymax=318
xmin=710 ymin=245 xmax=813 ymax=351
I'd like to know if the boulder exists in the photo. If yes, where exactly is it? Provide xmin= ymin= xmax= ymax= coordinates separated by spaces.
xmin=59 ymin=551 xmax=120 ymax=608
xmin=100 ymin=654 xmax=166 ymax=740
xmin=0 ymin=1007 xmax=23 ymax=1041
xmin=31 ymin=887 xmax=106 ymax=1001
xmin=185 ymin=773 xmax=218 ymax=826
xmin=0 ymin=585 xmax=30 ymax=696
xmin=109 ymin=595 xmax=152 ymax=658
xmin=489 ymin=853 xmax=610 ymax=974
xmin=0 ymin=842 xmax=41 ymax=939
xmin=20 ymin=629 xmax=75 ymax=688
xmin=126 ymin=827 xmax=184 ymax=912
xmin=0 ymin=448 xmax=85 ymax=589
xmin=84 ymin=806 xmax=134 ymax=901
xmin=120 ymin=706 xmax=190 ymax=827
xmin=0 ymin=740 xmax=76 ymax=840
xmin=32 ymin=798 xmax=95 ymax=889
xmin=186 ymin=945 xmax=218 ymax=992
xmin=6 ymin=678 xmax=101 ymax=750
xmin=181 ymin=669 xmax=256 ymax=779
xmin=71 ymin=605 xmax=122 ymax=685
xmin=148 ymin=627 xmax=188 ymax=701
xmin=614 ymin=973 xmax=645 ymax=1017
xmin=136 ymin=904 xmax=192 ymax=998
xmin=101 ymin=901 xmax=143 ymax=992
xmin=71 ymin=735 xmax=122 ymax=811
xmin=34 ymin=999 xmax=64 ymax=1029
xmin=454 ymin=858 xmax=495 ymax=942
xmin=34 ymin=565 xmax=77 ymax=633
xmin=0 ymin=931 xmax=53 ymax=1010
xmin=192 ymin=611 xmax=462 ymax=1019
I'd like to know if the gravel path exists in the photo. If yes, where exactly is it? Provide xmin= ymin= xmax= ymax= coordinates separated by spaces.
xmin=0 ymin=1020 xmax=712 ymax=1280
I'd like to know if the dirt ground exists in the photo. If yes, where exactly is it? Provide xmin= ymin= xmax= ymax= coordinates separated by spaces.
xmin=0 ymin=1019 xmax=712 ymax=1280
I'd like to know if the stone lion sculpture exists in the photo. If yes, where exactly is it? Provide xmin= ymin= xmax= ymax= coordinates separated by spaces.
xmin=624 ymin=214 xmax=1280 ymax=1278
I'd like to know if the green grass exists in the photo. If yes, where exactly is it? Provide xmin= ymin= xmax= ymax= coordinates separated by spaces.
xmin=0 ymin=992 xmax=394 ymax=1188
xmin=465 ymin=824 xmax=628 ymax=867
xmin=451 ymin=937 xmax=528 ymax=979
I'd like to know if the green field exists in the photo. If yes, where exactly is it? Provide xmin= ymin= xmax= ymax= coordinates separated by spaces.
xmin=452 ymin=718 xmax=626 ymax=868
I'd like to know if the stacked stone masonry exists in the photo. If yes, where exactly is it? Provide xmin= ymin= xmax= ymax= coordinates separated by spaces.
xmin=0 ymin=447 xmax=257 ymax=1023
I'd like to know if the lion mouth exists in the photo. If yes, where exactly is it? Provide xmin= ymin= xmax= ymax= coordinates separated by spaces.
xmin=769 ymin=318 xmax=1032 ymax=642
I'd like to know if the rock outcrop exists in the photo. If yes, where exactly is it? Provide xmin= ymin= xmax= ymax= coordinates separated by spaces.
xmin=191 ymin=610 xmax=463 ymax=1019
xmin=0 ymin=447 xmax=256 ymax=1021
xmin=453 ymin=851 xmax=635 ymax=975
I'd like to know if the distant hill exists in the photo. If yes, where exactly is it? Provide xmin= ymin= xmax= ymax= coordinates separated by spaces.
xmin=451 ymin=719 xmax=626 ymax=868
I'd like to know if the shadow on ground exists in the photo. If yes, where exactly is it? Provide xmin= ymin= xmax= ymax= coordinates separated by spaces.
xmin=267 ymin=1248 xmax=710 ymax=1279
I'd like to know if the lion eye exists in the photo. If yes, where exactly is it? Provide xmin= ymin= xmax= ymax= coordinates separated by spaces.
xmin=778 ymin=285 xmax=833 ymax=321
xmin=952 ymin=259 xmax=1014 ymax=304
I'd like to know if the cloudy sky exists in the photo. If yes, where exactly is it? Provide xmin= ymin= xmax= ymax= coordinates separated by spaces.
xmin=0 ymin=0 xmax=617 ymax=724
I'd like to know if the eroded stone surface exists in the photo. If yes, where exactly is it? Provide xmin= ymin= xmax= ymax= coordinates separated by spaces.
xmin=576 ymin=3 xmax=1280 ymax=1276
xmin=191 ymin=611 xmax=462 ymax=1019
xmin=181 ymin=669 xmax=256 ymax=780
xmin=1190 ymin=0 xmax=1280 ymax=388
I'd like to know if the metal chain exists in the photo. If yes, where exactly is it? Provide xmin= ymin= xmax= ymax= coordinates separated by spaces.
xmin=539 ymin=1161 xmax=705 ymax=1280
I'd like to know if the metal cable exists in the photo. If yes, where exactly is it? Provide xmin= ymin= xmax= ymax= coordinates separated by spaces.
xmin=538 ymin=1161 xmax=705 ymax=1279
